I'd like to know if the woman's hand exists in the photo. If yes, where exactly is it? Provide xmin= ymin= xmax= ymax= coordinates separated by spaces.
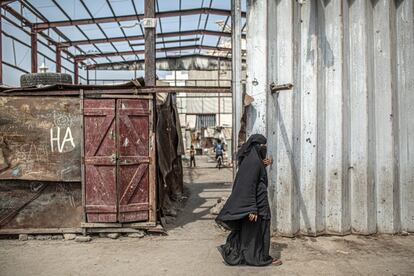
xmin=263 ymin=158 xmax=273 ymax=167
xmin=248 ymin=213 xmax=258 ymax=222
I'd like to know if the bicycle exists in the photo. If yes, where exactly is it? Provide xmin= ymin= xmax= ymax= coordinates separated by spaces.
xmin=216 ymin=154 xmax=223 ymax=170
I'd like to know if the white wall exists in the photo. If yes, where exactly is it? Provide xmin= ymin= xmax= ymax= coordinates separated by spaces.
xmin=246 ymin=0 xmax=414 ymax=236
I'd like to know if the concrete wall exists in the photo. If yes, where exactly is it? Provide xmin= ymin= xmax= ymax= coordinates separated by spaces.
xmin=245 ymin=0 xmax=414 ymax=235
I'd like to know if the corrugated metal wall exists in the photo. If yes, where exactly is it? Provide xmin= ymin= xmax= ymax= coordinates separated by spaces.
xmin=246 ymin=0 xmax=414 ymax=235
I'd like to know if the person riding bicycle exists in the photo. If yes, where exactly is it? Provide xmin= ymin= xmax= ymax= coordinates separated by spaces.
xmin=214 ymin=139 xmax=225 ymax=167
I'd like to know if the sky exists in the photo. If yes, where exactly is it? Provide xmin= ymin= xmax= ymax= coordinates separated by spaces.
xmin=2 ymin=0 xmax=246 ymax=86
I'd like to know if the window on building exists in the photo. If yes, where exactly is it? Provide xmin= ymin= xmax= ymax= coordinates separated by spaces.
xmin=195 ymin=114 xmax=216 ymax=129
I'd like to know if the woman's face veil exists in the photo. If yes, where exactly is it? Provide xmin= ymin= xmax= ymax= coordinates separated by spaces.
xmin=237 ymin=134 xmax=267 ymax=164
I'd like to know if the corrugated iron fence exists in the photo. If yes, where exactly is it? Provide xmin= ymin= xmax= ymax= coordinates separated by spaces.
xmin=245 ymin=0 xmax=413 ymax=235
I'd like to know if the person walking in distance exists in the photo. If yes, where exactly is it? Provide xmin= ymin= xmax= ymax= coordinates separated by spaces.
xmin=214 ymin=139 xmax=225 ymax=168
xmin=189 ymin=145 xmax=196 ymax=168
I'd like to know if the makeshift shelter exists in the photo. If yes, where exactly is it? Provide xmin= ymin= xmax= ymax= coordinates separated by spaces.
xmin=0 ymin=80 xmax=184 ymax=234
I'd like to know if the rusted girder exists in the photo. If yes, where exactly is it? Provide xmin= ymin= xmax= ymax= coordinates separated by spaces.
xmin=0 ymin=1 xmax=17 ymax=6
xmin=32 ymin=8 xmax=246 ymax=30
xmin=57 ymin=29 xmax=244 ymax=48
xmin=75 ymin=45 xmax=231 ymax=61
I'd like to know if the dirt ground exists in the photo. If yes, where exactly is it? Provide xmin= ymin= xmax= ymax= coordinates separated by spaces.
xmin=1 ymin=155 xmax=413 ymax=276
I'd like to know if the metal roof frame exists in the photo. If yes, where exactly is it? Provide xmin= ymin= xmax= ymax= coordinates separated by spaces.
xmin=1 ymin=0 xmax=246 ymax=82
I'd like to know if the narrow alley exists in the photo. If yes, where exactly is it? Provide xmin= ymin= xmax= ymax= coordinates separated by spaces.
xmin=1 ymin=155 xmax=413 ymax=276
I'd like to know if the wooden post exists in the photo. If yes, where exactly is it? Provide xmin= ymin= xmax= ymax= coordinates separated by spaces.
xmin=148 ymin=96 xmax=157 ymax=224
xmin=56 ymin=46 xmax=61 ymax=73
xmin=31 ymin=28 xmax=38 ymax=73
xmin=0 ymin=9 xmax=2 ymax=84
xmin=74 ymin=61 xmax=79 ymax=84
xmin=144 ymin=0 xmax=156 ymax=87
xmin=145 ymin=0 xmax=157 ymax=224
xmin=80 ymin=89 xmax=87 ymax=235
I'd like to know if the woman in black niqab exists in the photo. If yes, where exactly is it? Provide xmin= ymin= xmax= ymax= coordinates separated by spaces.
xmin=216 ymin=134 xmax=281 ymax=266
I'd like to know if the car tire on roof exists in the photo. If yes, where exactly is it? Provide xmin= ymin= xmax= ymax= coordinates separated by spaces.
xmin=20 ymin=73 xmax=73 ymax=87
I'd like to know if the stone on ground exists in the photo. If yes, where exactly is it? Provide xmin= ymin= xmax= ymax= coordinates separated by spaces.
xmin=75 ymin=236 xmax=92 ymax=243
xmin=210 ymin=196 xmax=227 ymax=215
xmin=128 ymin=231 xmax=145 ymax=238
xmin=107 ymin=233 xmax=121 ymax=239
xmin=36 ymin=235 xmax=52 ymax=240
xmin=18 ymin=234 xmax=28 ymax=241
xmin=63 ymin=234 xmax=77 ymax=241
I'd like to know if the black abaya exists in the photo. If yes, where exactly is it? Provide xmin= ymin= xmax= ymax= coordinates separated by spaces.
xmin=216 ymin=134 xmax=273 ymax=266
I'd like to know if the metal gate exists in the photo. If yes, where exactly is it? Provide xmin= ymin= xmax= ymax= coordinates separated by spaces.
xmin=84 ymin=98 xmax=154 ymax=223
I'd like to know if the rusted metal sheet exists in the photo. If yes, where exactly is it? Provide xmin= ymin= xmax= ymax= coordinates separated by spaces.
xmin=0 ymin=97 xmax=81 ymax=181
xmin=0 ymin=181 xmax=82 ymax=229
xmin=84 ymin=99 xmax=117 ymax=223
xmin=117 ymin=99 xmax=150 ymax=222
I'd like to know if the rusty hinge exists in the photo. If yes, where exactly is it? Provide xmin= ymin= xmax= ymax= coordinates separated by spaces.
xmin=270 ymin=82 xmax=294 ymax=94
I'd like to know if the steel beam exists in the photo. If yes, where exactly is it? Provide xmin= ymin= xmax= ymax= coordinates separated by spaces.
xmin=75 ymin=45 xmax=231 ymax=61
xmin=0 ymin=1 xmax=17 ymax=6
xmin=57 ymin=30 xmax=244 ymax=48
xmin=130 ymin=37 xmax=199 ymax=47
xmin=32 ymin=8 xmax=246 ymax=30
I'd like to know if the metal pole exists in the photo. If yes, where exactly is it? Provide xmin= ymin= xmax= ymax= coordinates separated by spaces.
xmin=218 ymin=57 xmax=221 ymax=126
xmin=144 ymin=0 xmax=156 ymax=87
xmin=231 ymin=0 xmax=242 ymax=169
xmin=86 ymin=68 xmax=89 ymax=84
xmin=31 ymin=28 xmax=38 ymax=73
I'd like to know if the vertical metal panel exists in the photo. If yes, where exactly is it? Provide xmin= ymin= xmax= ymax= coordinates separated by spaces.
xmin=246 ymin=0 xmax=414 ymax=235
xmin=373 ymin=0 xmax=400 ymax=233
xmin=272 ymin=0 xmax=300 ymax=236
xmin=349 ymin=0 xmax=376 ymax=234
xmin=299 ymin=0 xmax=323 ymax=235
xmin=246 ymin=0 xmax=267 ymax=135
xmin=322 ymin=0 xmax=349 ymax=234
xmin=396 ymin=0 xmax=414 ymax=232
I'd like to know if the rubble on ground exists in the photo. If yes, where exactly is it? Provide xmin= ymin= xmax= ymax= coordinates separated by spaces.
xmin=210 ymin=197 xmax=227 ymax=215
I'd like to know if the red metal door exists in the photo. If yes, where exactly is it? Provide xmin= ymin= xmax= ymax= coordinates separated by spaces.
xmin=117 ymin=99 xmax=150 ymax=222
xmin=84 ymin=99 xmax=117 ymax=222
